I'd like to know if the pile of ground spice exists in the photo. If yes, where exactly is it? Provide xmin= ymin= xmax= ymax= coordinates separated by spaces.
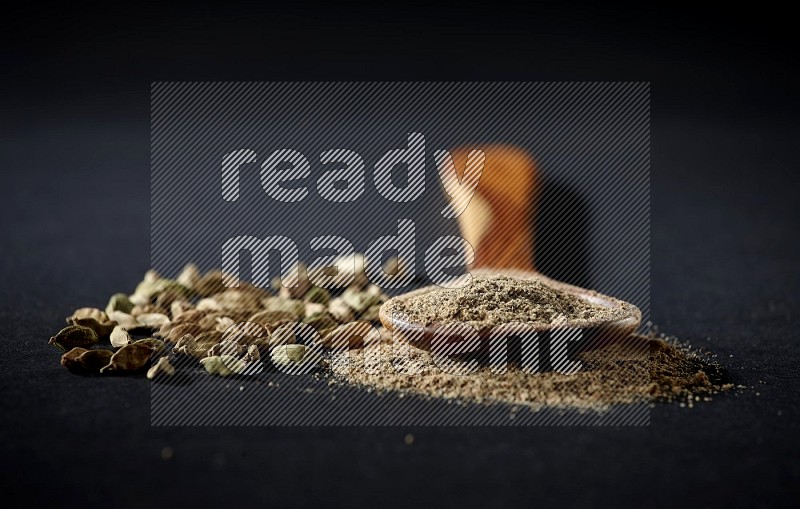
xmin=390 ymin=275 xmax=620 ymax=329
xmin=330 ymin=333 xmax=733 ymax=411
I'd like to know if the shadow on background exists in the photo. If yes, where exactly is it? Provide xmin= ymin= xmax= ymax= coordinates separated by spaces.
xmin=534 ymin=177 xmax=591 ymax=288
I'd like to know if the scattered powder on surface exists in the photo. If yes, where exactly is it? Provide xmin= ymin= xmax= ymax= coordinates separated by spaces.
xmin=390 ymin=275 xmax=619 ymax=329
xmin=330 ymin=333 xmax=733 ymax=411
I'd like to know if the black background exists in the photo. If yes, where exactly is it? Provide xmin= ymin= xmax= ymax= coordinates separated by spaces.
xmin=1 ymin=2 xmax=798 ymax=507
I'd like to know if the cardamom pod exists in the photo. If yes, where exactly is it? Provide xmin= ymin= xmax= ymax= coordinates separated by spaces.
xmin=270 ymin=344 xmax=321 ymax=372
xmin=303 ymin=312 xmax=338 ymax=332
xmin=243 ymin=344 xmax=260 ymax=362
xmin=176 ymin=262 xmax=201 ymax=290
xmin=134 ymin=338 xmax=166 ymax=355
xmin=107 ymin=310 xmax=140 ymax=330
xmin=196 ymin=298 xmax=222 ymax=311
xmin=304 ymin=287 xmax=331 ymax=305
xmin=147 ymin=356 xmax=176 ymax=380
xmin=327 ymin=297 xmax=355 ymax=323
xmin=100 ymin=343 xmax=156 ymax=374
xmin=159 ymin=322 xmax=204 ymax=343
xmin=194 ymin=270 xmax=228 ymax=297
xmin=130 ymin=304 xmax=163 ymax=317
xmin=359 ymin=304 xmax=382 ymax=322
xmin=68 ymin=317 xmax=117 ymax=339
xmin=66 ymin=307 xmax=108 ymax=325
xmin=199 ymin=355 xmax=238 ymax=376
xmin=215 ymin=316 xmax=236 ymax=332
xmin=110 ymin=325 xmax=132 ymax=348
xmin=60 ymin=347 xmax=113 ymax=373
xmin=60 ymin=347 xmax=89 ymax=370
xmin=77 ymin=349 xmax=114 ymax=372
xmin=136 ymin=313 xmax=170 ymax=328
xmin=341 ymin=286 xmax=383 ymax=313
xmin=247 ymin=310 xmax=296 ymax=327
xmin=49 ymin=325 xmax=98 ymax=350
xmin=170 ymin=300 xmax=194 ymax=319
xmin=170 ymin=309 xmax=208 ymax=325
xmin=304 ymin=302 xmax=327 ymax=318
xmin=319 ymin=320 xmax=381 ymax=349
xmin=261 ymin=297 xmax=305 ymax=319
xmin=220 ymin=321 xmax=269 ymax=346
xmin=106 ymin=293 xmax=134 ymax=315
xmin=173 ymin=334 xmax=197 ymax=356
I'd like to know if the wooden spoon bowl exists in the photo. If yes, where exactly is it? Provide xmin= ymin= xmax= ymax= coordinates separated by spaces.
xmin=379 ymin=269 xmax=642 ymax=353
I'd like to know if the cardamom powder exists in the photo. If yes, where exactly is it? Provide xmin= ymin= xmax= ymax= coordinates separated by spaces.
xmin=391 ymin=275 xmax=620 ymax=328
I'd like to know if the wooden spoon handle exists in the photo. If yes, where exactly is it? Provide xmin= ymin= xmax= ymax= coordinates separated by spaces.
xmin=449 ymin=145 xmax=539 ymax=271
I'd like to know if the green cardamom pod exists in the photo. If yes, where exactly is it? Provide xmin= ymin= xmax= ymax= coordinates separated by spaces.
xmin=60 ymin=347 xmax=90 ymax=369
xmin=60 ymin=347 xmax=113 ymax=373
xmin=106 ymin=293 xmax=134 ymax=315
xmin=147 ymin=356 xmax=176 ymax=380
xmin=200 ymin=355 xmax=238 ymax=376
xmin=100 ymin=343 xmax=155 ymax=374
xmin=134 ymin=338 xmax=166 ymax=355
xmin=271 ymin=344 xmax=321 ymax=370
xmin=77 ymin=349 xmax=114 ymax=372
xmin=304 ymin=287 xmax=331 ymax=305
xmin=68 ymin=317 xmax=116 ymax=339
xmin=303 ymin=312 xmax=338 ymax=332
xmin=49 ymin=325 xmax=98 ymax=351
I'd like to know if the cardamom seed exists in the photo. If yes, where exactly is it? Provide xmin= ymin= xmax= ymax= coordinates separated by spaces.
xmin=49 ymin=325 xmax=98 ymax=350
xmin=110 ymin=325 xmax=132 ymax=348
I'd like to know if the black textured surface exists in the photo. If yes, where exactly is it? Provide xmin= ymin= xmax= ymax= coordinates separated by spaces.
xmin=2 ymin=4 xmax=799 ymax=507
